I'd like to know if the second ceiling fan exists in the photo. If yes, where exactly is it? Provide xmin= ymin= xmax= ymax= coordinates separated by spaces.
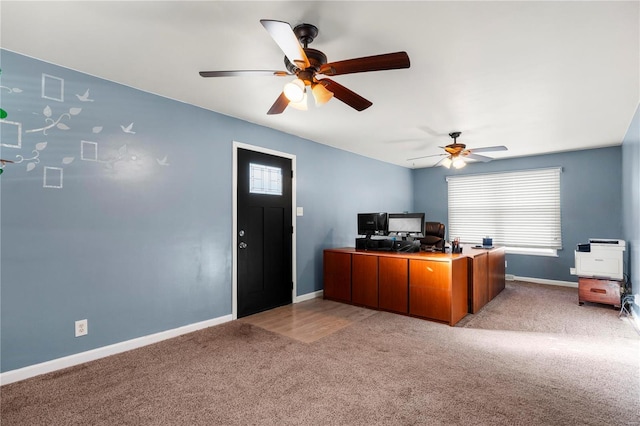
xmin=408 ymin=132 xmax=508 ymax=169
xmin=199 ymin=19 xmax=411 ymax=114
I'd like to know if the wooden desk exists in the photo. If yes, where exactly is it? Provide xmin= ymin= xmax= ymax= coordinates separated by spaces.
xmin=463 ymin=245 xmax=506 ymax=313
xmin=323 ymin=248 xmax=469 ymax=326
xmin=323 ymin=246 xmax=506 ymax=326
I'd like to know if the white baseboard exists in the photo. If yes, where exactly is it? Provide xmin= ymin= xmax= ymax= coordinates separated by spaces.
xmin=295 ymin=289 xmax=323 ymax=303
xmin=0 ymin=314 xmax=232 ymax=386
xmin=632 ymin=310 xmax=640 ymax=333
xmin=627 ymin=303 xmax=640 ymax=334
xmin=511 ymin=275 xmax=578 ymax=288
xmin=1 ymin=292 xmax=324 ymax=386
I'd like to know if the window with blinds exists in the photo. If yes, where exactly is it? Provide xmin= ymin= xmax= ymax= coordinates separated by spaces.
xmin=447 ymin=168 xmax=562 ymax=250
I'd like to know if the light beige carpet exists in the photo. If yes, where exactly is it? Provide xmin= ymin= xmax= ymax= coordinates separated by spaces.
xmin=2 ymin=282 xmax=638 ymax=425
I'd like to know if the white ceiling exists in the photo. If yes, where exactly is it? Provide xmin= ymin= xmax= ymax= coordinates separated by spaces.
xmin=2 ymin=1 xmax=638 ymax=168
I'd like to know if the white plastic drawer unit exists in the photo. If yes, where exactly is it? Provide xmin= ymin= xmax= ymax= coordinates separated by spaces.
xmin=574 ymin=239 xmax=625 ymax=281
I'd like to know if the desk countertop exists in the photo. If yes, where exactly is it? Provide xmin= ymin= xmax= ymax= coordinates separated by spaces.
xmin=327 ymin=245 xmax=503 ymax=261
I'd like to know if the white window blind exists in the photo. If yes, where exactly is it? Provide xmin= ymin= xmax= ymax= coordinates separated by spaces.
xmin=447 ymin=168 xmax=562 ymax=249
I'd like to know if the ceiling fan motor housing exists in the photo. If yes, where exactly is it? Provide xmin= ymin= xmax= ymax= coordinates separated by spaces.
xmin=445 ymin=132 xmax=465 ymax=155
xmin=293 ymin=23 xmax=319 ymax=47
xmin=445 ymin=143 xmax=466 ymax=155
xmin=284 ymin=23 xmax=327 ymax=83
xmin=284 ymin=48 xmax=328 ymax=83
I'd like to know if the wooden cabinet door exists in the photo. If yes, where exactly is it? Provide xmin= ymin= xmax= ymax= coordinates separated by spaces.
xmin=379 ymin=257 xmax=408 ymax=313
xmin=323 ymin=251 xmax=351 ymax=302
xmin=450 ymin=257 xmax=469 ymax=325
xmin=469 ymin=252 xmax=489 ymax=313
xmin=352 ymin=254 xmax=378 ymax=308
xmin=488 ymin=248 xmax=506 ymax=300
xmin=409 ymin=260 xmax=451 ymax=322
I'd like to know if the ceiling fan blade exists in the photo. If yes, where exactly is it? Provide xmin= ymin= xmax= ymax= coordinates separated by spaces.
xmin=199 ymin=70 xmax=291 ymax=78
xmin=318 ymin=51 xmax=410 ymax=76
xmin=267 ymin=92 xmax=289 ymax=115
xmin=406 ymin=153 xmax=446 ymax=161
xmin=321 ymin=79 xmax=372 ymax=111
xmin=434 ymin=156 xmax=451 ymax=167
xmin=464 ymin=153 xmax=494 ymax=162
xmin=260 ymin=19 xmax=310 ymax=69
xmin=469 ymin=145 xmax=508 ymax=153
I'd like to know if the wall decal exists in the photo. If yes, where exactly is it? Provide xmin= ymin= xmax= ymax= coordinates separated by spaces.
xmin=0 ymin=120 xmax=22 ymax=148
xmin=41 ymin=74 xmax=64 ymax=102
xmin=25 ymin=105 xmax=82 ymax=135
xmin=0 ymin=85 xmax=23 ymax=95
xmin=43 ymin=166 xmax=63 ymax=188
xmin=14 ymin=141 xmax=47 ymax=172
xmin=81 ymin=140 xmax=98 ymax=162
xmin=156 ymin=155 xmax=170 ymax=166
xmin=120 ymin=122 xmax=136 ymax=134
xmin=101 ymin=144 xmax=130 ymax=169
xmin=0 ymin=67 xmax=22 ymax=129
xmin=0 ymin=68 xmax=23 ymax=95
xmin=1 ymin=59 xmax=171 ymax=188
xmin=75 ymin=89 xmax=94 ymax=102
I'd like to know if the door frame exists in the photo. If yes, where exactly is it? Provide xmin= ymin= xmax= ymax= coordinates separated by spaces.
xmin=232 ymin=141 xmax=297 ymax=320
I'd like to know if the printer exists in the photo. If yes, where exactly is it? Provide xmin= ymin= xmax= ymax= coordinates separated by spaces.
xmin=574 ymin=238 xmax=625 ymax=280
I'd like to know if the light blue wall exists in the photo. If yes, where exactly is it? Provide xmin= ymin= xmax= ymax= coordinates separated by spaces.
xmin=412 ymin=147 xmax=623 ymax=283
xmin=0 ymin=50 xmax=413 ymax=372
xmin=622 ymin=104 xmax=640 ymax=316
xmin=2 ymin=48 xmax=634 ymax=374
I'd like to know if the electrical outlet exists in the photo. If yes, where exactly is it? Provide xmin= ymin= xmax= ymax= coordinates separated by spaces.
xmin=75 ymin=319 xmax=88 ymax=337
xmin=505 ymin=260 xmax=508 ymax=268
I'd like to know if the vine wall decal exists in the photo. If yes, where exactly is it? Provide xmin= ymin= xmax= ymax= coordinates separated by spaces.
xmin=25 ymin=105 xmax=82 ymax=135
xmin=0 ymin=62 xmax=171 ymax=183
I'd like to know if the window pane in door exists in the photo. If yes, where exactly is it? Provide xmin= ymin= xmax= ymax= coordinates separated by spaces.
xmin=249 ymin=163 xmax=282 ymax=195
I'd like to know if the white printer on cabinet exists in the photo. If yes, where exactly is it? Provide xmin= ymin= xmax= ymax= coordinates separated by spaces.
xmin=574 ymin=238 xmax=625 ymax=280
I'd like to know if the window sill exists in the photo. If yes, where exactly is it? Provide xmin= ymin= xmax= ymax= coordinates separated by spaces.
xmin=505 ymin=247 xmax=558 ymax=257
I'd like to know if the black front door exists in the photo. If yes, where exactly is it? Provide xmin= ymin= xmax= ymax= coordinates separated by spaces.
xmin=237 ymin=148 xmax=293 ymax=318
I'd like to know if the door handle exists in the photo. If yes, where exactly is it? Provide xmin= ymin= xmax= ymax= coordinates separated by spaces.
xmin=239 ymin=242 xmax=248 ymax=249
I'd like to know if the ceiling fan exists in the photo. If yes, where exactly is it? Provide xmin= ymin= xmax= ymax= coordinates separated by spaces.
xmin=199 ymin=19 xmax=410 ymax=114
xmin=407 ymin=132 xmax=508 ymax=169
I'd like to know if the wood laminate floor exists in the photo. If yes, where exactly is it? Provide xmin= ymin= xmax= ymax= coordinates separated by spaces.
xmin=239 ymin=298 xmax=377 ymax=343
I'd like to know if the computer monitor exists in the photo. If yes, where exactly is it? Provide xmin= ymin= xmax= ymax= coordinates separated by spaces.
xmin=387 ymin=213 xmax=425 ymax=237
xmin=357 ymin=212 xmax=388 ymax=238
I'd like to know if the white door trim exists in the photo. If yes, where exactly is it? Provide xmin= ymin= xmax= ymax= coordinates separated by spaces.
xmin=232 ymin=141 xmax=297 ymax=320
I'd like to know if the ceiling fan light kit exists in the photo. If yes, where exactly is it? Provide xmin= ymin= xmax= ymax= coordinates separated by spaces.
xmin=452 ymin=157 xmax=466 ymax=169
xmin=283 ymin=78 xmax=305 ymax=102
xmin=199 ymin=19 xmax=410 ymax=114
xmin=408 ymin=131 xmax=508 ymax=168
xmin=288 ymin=93 xmax=309 ymax=111
xmin=311 ymin=81 xmax=333 ymax=105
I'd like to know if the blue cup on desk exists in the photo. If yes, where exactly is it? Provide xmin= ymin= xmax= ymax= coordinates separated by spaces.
xmin=482 ymin=237 xmax=493 ymax=247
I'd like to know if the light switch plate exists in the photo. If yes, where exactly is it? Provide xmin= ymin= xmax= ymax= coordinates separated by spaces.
xmin=296 ymin=207 xmax=303 ymax=216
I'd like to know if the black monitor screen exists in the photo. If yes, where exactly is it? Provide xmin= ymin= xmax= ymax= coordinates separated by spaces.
xmin=387 ymin=213 xmax=425 ymax=236
xmin=357 ymin=212 xmax=387 ymax=237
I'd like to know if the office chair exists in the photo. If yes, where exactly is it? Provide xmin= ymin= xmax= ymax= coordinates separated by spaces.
xmin=420 ymin=222 xmax=446 ymax=252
